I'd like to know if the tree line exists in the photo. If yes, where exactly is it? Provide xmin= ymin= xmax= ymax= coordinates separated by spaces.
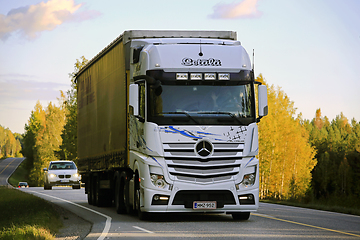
xmin=0 ymin=125 xmax=22 ymax=159
xmin=19 ymin=58 xmax=360 ymax=208
xmin=21 ymin=57 xmax=87 ymax=186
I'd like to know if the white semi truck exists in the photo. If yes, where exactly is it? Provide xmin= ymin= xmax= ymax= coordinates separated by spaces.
xmin=76 ymin=30 xmax=268 ymax=220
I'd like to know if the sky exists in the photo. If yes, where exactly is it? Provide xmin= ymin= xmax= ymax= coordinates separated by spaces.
xmin=0 ymin=0 xmax=359 ymax=134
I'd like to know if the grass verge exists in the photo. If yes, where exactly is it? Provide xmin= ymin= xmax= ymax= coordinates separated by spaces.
xmin=0 ymin=187 xmax=63 ymax=240
xmin=0 ymin=158 xmax=62 ymax=239
xmin=260 ymin=199 xmax=360 ymax=216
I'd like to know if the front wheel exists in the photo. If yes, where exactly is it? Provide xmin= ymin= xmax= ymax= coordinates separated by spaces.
xmin=232 ymin=212 xmax=250 ymax=221
xmin=134 ymin=174 xmax=148 ymax=220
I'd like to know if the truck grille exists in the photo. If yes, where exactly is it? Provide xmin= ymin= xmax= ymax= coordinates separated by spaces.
xmin=163 ymin=142 xmax=243 ymax=183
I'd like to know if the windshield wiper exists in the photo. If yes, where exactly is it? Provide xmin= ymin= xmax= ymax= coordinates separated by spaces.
xmin=199 ymin=112 xmax=244 ymax=125
xmin=163 ymin=112 xmax=199 ymax=124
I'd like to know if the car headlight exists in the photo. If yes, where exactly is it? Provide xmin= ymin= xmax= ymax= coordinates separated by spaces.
xmin=49 ymin=173 xmax=56 ymax=178
xmin=73 ymin=173 xmax=79 ymax=178
xmin=150 ymin=174 xmax=167 ymax=189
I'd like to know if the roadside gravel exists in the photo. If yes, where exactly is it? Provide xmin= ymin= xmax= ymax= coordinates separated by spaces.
xmin=52 ymin=203 xmax=92 ymax=240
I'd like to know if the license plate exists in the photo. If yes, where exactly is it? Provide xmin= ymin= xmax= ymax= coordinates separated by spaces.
xmin=61 ymin=180 xmax=69 ymax=183
xmin=193 ymin=201 xmax=217 ymax=210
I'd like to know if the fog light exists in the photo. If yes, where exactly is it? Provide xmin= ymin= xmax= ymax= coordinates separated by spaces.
xmin=238 ymin=194 xmax=255 ymax=205
xmin=151 ymin=195 xmax=170 ymax=205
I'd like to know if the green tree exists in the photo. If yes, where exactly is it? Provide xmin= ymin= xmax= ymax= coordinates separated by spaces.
xmin=24 ymin=98 xmax=67 ymax=186
xmin=257 ymin=74 xmax=317 ymax=200
xmin=60 ymin=56 xmax=88 ymax=162
xmin=309 ymin=110 xmax=360 ymax=207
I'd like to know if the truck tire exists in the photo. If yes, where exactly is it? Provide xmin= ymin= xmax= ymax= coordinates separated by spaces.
xmin=232 ymin=212 xmax=250 ymax=221
xmin=135 ymin=172 xmax=148 ymax=220
xmin=115 ymin=172 xmax=127 ymax=214
xmin=95 ymin=176 xmax=111 ymax=207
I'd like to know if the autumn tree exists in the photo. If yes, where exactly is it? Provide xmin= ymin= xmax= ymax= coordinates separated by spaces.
xmin=257 ymin=74 xmax=317 ymax=200
xmin=59 ymin=56 xmax=88 ymax=162
xmin=23 ymin=96 xmax=67 ymax=186
xmin=0 ymin=125 xmax=22 ymax=158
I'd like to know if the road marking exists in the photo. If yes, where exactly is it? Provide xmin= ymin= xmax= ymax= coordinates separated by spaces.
xmin=29 ymin=191 xmax=112 ymax=240
xmin=0 ymin=158 xmax=16 ymax=175
xmin=133 ymin=226 xmax=154 ymax=234
xmin=252 ymin=213 xmax=360 ymax=238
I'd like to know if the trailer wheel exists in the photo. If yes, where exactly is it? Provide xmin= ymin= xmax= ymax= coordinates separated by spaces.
xmin=95 ymin=177 xmax=112 ymax=207
xmin=232 ymin=212 xmax=250 ymax=221
xmin=115 ymin=173 xmax=126 ymax=214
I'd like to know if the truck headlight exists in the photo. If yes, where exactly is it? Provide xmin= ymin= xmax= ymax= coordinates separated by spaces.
xmin=242 ymin=173 xmax=256 ymax=187
xmin=150 ymin=174 xmax=167 ymax=189
xmin=235 ymin=166 xmax=257 ymax=190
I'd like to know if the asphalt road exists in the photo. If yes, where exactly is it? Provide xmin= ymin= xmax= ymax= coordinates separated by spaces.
xmin=0 ymin=157 xmax=25 ymax=186
xmin=21 ymin=187 xmax=360 ymax=240
xmin=2 ymin=158 xmax=360 ymax=239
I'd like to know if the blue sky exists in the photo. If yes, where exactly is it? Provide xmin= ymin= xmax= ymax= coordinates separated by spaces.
xmin=1 ymin=0 xmax=359 ymax=134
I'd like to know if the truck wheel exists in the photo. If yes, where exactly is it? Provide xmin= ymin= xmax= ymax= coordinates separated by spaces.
xmin=115 ymin=174 xmax=127 ymax=214
xmin=88 ymin=176 xmax=95 ymax=205
xmin=232 ymin=212 xmax=250 ymax=221
xmin=135 ymin=174 xmax=148 ymax=220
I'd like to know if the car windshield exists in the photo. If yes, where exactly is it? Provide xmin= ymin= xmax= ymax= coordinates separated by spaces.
xmin=149 ymin=84 xmax=254 ymax=118
xmin=49 ymin=162 xmax=76 ymax=170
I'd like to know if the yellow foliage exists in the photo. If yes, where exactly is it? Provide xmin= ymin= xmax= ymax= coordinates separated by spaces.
xmin=257 ymin=75 xmax=317 ymax=200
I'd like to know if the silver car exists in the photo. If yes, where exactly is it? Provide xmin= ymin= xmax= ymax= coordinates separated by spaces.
xmin=43 ymin=161 xmax=81 ymax=190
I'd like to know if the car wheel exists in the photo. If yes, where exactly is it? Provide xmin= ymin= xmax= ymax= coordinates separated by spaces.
xmin=44 ymin=183 xmax=51 ymax=190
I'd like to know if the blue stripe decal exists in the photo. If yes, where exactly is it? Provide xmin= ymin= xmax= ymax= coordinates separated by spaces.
xmin=150 ymin=156 xmax=163 ymax=168
xmin=245 ymin=157 xmax=255 ymax=167
xmin=168 ymin=126 xmax=202 ymax=139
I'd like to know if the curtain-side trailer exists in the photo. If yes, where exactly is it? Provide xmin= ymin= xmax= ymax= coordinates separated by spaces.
xmin=76 ymin=30 xmax=268 ymax=220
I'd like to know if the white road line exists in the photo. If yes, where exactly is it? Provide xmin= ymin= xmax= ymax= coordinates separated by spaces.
xmin=29 ymin=191 xmax=112 ymax=240
xmin=133 ymin=226 xmax=154 ymax=234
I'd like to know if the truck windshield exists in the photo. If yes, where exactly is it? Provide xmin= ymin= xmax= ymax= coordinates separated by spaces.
xmin=148 ymin=83 xmax=255 ymax=125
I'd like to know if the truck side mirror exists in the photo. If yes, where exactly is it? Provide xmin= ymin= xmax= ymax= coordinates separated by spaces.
xmin=129 ymin=84 xmax=139 ymax=116
xmin=257 ymin=85 xmax=268 ymax=122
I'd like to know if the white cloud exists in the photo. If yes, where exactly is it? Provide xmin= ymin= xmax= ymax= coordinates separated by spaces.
xmin=209 ymin=0 xmax=262 ymax=19
xmin=0 ymin=0 xmax=101 ymax=40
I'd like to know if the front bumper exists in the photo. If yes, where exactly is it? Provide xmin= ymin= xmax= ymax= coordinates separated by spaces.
xmin=140 ymin=180 xmax=259 ymax=213
xmin=49 ymin=180 xmax=81 ymax=186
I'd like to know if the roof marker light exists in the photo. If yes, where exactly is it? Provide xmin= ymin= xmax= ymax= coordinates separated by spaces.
xmin=190 ymin=73 xmax=202 ymax=80
xmin=204 ymin=73 xmax=216 ymax=80
xmin=218 ymin=73 xmax=230 ymax=80
xmin=176 ymin=73 xmax=188 ymax=80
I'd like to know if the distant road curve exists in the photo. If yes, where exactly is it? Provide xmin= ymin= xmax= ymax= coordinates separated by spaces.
xmin=0 ymin=157 xmax=25 ymax=186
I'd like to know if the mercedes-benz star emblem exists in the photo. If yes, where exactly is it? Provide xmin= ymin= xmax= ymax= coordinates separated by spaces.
xmin=195 ymin=140 xmax=213 ymax=157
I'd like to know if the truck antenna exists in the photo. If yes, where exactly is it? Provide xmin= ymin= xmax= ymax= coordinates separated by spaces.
xmin=199 ymin=40 xmax=203 ymax=56
xmin=252 ymin=49 xmax=255 ymax=71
